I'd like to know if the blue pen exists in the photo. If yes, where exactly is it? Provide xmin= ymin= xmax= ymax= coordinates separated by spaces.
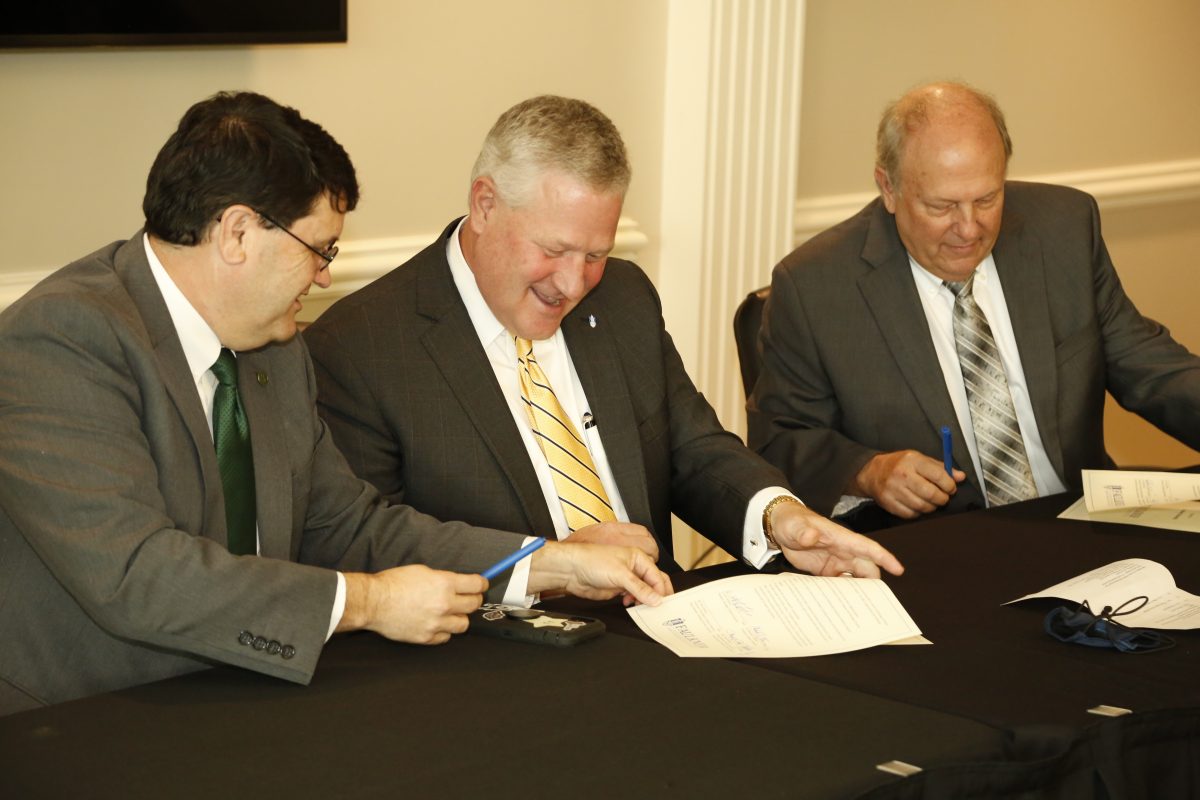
xmin=940 ymin=426 xmax=953 ymax=476
xmin=480 ymin=537 xmax=546 ymax=580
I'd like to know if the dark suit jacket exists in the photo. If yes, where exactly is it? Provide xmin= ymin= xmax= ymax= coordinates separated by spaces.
xmin=0 ymin=233 xmax=521 ymax=714
xmin=304 ymin=220 xmax=789 ymax=569
xmin=748 ymin=182 xmax=1200 ymax=517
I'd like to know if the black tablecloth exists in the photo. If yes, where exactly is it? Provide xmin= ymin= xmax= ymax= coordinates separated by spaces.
xmin=559 ymin=494 xmax=1200 ymax=798
xmin=2 ymin=494 xmax=1197 ymax=799
xmin=1 ymin=629 xmax=1014 ymax=799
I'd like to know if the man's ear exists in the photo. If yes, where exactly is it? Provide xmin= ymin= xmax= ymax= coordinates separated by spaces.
xmin=214 ymin=205 xmax=255 ymax=264
xmin=874 ymin=166 xmax=899 ymax=214
xmin=466 ymin=177 xmax=499 ymax=233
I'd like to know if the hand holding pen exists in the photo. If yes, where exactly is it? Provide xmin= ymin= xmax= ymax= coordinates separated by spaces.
xmin=848 ymin=432 xmax=966 ymax=519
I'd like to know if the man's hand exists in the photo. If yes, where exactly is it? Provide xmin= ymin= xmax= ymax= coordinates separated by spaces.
xmin=770 ymin=501 xmax=904 ymax=578
xmin=527 ymin=541 xmax=674 ymax=607
xmin=851 ymin=450 xmax=965 ymax=518
xmin=568 ymin=522 xmax=660 ymax=561
xmin=338 ymin=566 xmax=487 ymax=644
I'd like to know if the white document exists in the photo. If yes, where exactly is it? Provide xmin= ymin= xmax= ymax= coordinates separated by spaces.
xmin=1005 ymin=558 xmax=1200 ymax=630
xmin=1058 ymin=469 xmax=1200 ymax=533
xmin=1081 ymin=470 xmax=1200 ymax=511
xmin=1058 ymin=495 xmax=1200 ymax=534
xmin=627 ymin=573 xmax=923 ymax=658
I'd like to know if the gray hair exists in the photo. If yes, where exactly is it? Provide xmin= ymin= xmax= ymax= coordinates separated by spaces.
xmin=876 ymin=81 xmax=1013 ymax=191
xmin=469 ymin=95 xmax=631 ymax=207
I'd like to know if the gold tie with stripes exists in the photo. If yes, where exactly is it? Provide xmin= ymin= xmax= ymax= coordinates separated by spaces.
xmin=514 ymin=336 xmax=616 ymax=533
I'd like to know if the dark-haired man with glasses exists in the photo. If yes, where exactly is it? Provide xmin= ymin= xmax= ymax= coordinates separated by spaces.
xmin=0 ymin=91 xmax=669 ymax=716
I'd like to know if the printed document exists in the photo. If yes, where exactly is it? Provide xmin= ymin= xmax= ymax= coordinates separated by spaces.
xmin=1057 ymin=470 xmax=1200 ymax=533
xmin=627 ymin=573 xmax=923 ymax=658
xmin=1005 ymin=558 xmax=1200 ymax=629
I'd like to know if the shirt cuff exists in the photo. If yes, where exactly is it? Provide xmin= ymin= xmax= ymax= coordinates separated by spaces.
xmin=832 ymin=494 xmax=872 ymax=518
xmin=327 ymin=571 xmax=347 ymax=642
xmin=742 ymin=486 xmax=801 ymax=569
xmin=499 ymin=535 xmax=538 ymax=607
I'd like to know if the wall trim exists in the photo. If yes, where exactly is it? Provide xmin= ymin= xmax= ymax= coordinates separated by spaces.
xmin=1 ymin=217 xmax=647 ymax=313
xmin=793 ymin=157 xmax=1200 ymax=243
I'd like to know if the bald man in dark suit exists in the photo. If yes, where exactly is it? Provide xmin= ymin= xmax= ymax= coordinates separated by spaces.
xmin=749 ymin=82 xmax=1200 ymax=526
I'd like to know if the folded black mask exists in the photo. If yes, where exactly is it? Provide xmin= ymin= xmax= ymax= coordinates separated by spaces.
xmin=1044 ymin=596 xmax=1175 ymax=654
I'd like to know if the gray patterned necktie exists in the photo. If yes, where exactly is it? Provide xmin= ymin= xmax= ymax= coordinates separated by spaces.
xmin=944 ymin=275 xmax=1038 ymax=506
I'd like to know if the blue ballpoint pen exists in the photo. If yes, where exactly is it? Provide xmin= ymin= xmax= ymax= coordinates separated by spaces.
xmin=480 ymin=537 xmax=547 ymax=580
xmin=940 ymin=426 xmax=954 ymax=476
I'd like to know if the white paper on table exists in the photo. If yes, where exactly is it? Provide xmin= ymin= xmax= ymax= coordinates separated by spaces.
xmin=1058 ymin=495 xmax=1200 ymax=534
xmin=1081 ymin=470 xmax=1200 ymax=512
xmin=627 ymin=573 xmax=923 ymax=658
xmin=1004 ymin=558 xmax=1200 ymax=630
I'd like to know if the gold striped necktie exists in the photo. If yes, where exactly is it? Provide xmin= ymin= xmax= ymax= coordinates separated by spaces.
xmin=944 ymin=275 xmax=1038 ymax=507
xmin=514 ymin=336 xmax=616 ymax=533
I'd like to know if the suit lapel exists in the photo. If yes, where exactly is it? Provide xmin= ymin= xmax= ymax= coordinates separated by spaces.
xmin=857 ymin=204 xmax=980 ymax=488
xmin=992 ymin=206 xmax=1065 ymax=480
xmin=561 ymin=300 xmax=655 ymax=535
xmin=236 ymin=349 xmax=292 ymax=560
xmin=116 ymin=234 xmax=226 ymax=544
xmin=414 ymin=236 xmax=555 ymax=534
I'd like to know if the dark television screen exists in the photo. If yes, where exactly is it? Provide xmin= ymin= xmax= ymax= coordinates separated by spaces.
xmin=0 ymin=1 xmax=347 ymax=49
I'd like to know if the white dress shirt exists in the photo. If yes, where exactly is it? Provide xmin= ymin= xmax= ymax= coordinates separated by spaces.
xmin=144 ymin=235 xmax=347 ymax=638
xmin=909 ymin=254 xmax=1067 ymax=503
xmin=446 ymin=219 xmax=789 ymax=573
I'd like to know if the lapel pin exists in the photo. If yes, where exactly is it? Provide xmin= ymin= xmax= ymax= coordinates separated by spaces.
xmin=256 ymin=371 xmax=269 ymax=386
xmin=588 ymin=314 xmax=597 ymax=329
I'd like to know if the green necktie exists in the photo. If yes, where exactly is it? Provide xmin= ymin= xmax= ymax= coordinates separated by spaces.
xmin=211 ymin=348 xmax=257 ymax=555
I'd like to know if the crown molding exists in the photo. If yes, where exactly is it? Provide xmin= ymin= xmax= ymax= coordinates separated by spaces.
xmin=794 ymin=158 xmax=1200 ymax=243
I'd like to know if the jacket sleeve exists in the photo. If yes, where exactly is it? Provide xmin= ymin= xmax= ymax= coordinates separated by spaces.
xmin=747 ymin=261 xmax=879 ymax=515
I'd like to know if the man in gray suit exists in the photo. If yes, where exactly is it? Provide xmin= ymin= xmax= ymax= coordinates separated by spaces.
xmin=749 ymin=81 xmax=1200 ymax=526
xmin=305 ymin=95 xmax=903 ymax=580
xmin=0 ymin=92 xmax=669 ymax=716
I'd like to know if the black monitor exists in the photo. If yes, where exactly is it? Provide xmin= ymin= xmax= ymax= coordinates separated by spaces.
xmin=0 ymin=1 xmax=347 ymax=49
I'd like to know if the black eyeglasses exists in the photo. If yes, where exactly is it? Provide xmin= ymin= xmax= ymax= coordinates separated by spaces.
xmin=255 ymin=209 xmax=338 ymax=265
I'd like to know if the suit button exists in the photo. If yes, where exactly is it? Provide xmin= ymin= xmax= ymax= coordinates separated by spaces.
xmin=281 ymin=645 xmax=296 ymax=660
xmin=267 ymin=640 xmax=282 ymax=656
xmin=238 ymin=631 xmax=254 ymax=646
xmin=252 ymin=636 xmax=268 ymax=651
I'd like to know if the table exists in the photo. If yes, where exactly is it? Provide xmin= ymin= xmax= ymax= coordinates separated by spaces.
xmin=2 ymin=494 xmax=1197 ymax=798
xmin=1 ymin=625 xmax=1014 ymax=798
xmin=574 ymin=494 xmax=1200 ymax=798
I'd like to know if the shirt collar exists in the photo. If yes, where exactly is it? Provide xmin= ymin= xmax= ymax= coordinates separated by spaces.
xmin=908 ymin=252 xmax=997 ymax=299
xmin=445 ymin=217 xmax=510 ymax=349
xmin=143 ymin=233 xmax=224 ymax=380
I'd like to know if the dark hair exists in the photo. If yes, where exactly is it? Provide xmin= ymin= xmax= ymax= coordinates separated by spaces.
xmin=143 ymin=91 xmax=359 ymax=245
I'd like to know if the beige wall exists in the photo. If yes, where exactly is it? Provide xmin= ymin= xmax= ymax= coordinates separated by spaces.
xmin=1 ymin=0 xmax=1195 ymax=476
xmin=0 ymin=0 xmax=667 ymax=279
xmin=800 ymin=0 xmax=1200 ymax=196
xmin=798 ymin=0 xmax=1200 ymax=468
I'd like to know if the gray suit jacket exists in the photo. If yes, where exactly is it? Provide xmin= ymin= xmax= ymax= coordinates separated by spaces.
xmin=304 ymin=220 xmax=789 ymax=569
xmin=749 ymin=182 xmax=1200 ymax=517
xmin=0 ymin=233 xmax=522 ymax=714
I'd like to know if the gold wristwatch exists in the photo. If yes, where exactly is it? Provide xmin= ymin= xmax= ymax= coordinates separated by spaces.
xmin=762 ymin=495 xmax=802 ymax=550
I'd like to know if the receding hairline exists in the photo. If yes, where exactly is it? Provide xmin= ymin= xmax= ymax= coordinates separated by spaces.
xmin=877 ymin=81 xmax=1013 ymax=189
